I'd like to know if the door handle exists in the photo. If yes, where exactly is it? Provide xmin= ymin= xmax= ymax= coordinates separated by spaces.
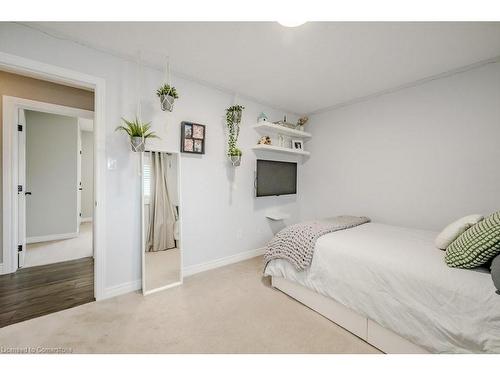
xmin=25 ymin=192 xmax=32 ymax=195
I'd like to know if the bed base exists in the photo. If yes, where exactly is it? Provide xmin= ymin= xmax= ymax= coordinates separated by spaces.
xmin=271 ymin=276 xmax=429 ymax=354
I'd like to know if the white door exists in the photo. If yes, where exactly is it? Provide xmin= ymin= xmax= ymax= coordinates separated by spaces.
xmin=77 ymin=123 xmax=82 ymax=231
xmin=17 ymin=108 xmax=26 ymax=268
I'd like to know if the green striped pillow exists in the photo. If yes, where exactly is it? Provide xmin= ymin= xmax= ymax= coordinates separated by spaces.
xmin=445 ymin=211 xmax=500 ymax=268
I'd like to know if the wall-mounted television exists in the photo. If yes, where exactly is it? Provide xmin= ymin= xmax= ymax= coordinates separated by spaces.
xmin=255 ymin=159 xmax=297 ymax=197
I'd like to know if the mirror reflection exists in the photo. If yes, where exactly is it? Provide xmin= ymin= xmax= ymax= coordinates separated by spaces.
xmin=143 ymin=151 xmax=181 ymax=293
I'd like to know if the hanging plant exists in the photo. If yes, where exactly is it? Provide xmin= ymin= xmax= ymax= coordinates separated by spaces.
xmin=156 ymin=84 xmax=179 ymax=112
xmin=116 ymin=117 xmax=159 ymax=152
xmin=226 ymin=104 xmax=245 ymax=166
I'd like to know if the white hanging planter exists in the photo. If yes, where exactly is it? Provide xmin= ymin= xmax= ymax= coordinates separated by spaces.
xmin=160 ymin=94 xmax=175 ymax=112
xmin=131 ymin=136 xmax=146 ymax=152
xmin=229 ymin=154 xmax=242 ymax=166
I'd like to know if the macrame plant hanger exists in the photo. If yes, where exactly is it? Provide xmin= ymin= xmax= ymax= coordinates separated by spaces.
xmin=161 ymin=57 xmax=175 ymax=112
xmin=227 ymin=93 xmax=243 ymax=167
xmin=133 ymin=51 xmax=145 ymax=153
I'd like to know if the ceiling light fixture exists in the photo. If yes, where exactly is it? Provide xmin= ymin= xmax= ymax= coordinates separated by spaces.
xmin=277 ymin=20 xmax=307 ymax=28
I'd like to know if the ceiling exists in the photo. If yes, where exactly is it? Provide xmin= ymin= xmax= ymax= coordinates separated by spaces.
xmin=26 ymin=22 xmax=500 ymax=114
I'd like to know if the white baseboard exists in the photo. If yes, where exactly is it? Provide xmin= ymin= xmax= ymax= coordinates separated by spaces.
xmin=27 ymin=232 xmax=78 ymax=244
xmin=101 ymin=247 xmax=266 ymax=300
xmin=183 ymin=247 xmax=266 ymax=277
xmin=0 ymin=263 xmax=3 ymax=275
xmin=102 ymin=279 xmax=141 ymax=300
xmin=81 ymin=217 xmax=93 ymax=223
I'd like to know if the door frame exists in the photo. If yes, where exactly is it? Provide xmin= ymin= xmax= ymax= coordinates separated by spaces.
xmin=0 ymin=51 xmax=106 ymax=300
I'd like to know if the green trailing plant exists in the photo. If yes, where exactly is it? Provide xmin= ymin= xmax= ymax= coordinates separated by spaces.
xmin=228 ymin=147 xmax=242 ymax=157
xmin=226 ymin=105 xmax=245 ymax=157
xmin=156 ymin=84 xmax=179 ymax=99
xmin=115 ymin=117 xmax=159 ymax=140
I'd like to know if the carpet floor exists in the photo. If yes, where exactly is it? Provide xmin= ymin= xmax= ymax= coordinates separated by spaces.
xmin=0 ymin=256 xmax=380 ymax=353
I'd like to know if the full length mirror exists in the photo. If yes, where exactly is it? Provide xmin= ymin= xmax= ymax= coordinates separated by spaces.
xmin=142 ymin=150 xmax=182 ymax=294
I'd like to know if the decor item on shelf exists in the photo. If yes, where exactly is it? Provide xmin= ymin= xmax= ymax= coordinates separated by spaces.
xmin=225 ymin=104 xmax=245 ymax=166
xmin=116 ymin=117 xmax=159 ymax=152
xmin=278 ymin=134 xmax=286 ymax=147
xmin=156 ymin=84 xmax=179 ymax=112
xmin=292 ymin=139 xmax=304 ymax=150
xmin=257 ymin=112 xmax=269 ymax=123
xmin=258 ymin=136 xmax=272 ymax=145
xmin=297 ymin=116 xmax=309 ymax=127
xmin=297 ymin=116 xmax=309 ymax=131
xmin=273 ymin=114 xmax=300 ymax=130
xmin=180 ymin=121 xmax=205 ymax=154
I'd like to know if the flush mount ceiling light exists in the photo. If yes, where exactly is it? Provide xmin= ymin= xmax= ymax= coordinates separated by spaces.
xmin=277 ymin=20 xmax=307 ymax=28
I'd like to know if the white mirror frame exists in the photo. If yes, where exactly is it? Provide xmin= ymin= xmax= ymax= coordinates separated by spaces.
xmin=141 ymin=148 xmax=183 ymax=295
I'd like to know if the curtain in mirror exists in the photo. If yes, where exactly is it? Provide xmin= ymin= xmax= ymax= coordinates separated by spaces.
xmin=146 ymin=152 xmax=177 ymax=252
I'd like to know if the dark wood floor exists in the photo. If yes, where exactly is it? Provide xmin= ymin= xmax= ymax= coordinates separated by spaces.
xmin=0 ymin=257 xmax=94 ymax=328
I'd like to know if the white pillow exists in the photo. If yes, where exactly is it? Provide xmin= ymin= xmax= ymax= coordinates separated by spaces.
xmin=435 ymin=214 xmax=484 ymax=250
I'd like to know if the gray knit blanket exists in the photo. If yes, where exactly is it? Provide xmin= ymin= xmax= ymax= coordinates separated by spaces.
xmin=264 ymin=216 xmax=370 ymax=271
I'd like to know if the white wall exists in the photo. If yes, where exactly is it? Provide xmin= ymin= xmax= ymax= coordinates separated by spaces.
xmin=25 ymin=110 xmax=78 ymax=239
xmin=0 ymin=23 xmax=301 ymax=291
xmin=81 ymin=130 xmax=94 ymax=219
xmin=300 ymin=62 xmax=500 ymax=231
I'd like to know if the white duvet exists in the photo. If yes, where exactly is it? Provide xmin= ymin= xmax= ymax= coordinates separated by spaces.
xmin=264 ymin=223 xmax=500 ymax=353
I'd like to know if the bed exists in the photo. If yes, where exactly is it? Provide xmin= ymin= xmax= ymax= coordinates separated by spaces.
xmin=264 ymin=222 xmax=500 ymax=353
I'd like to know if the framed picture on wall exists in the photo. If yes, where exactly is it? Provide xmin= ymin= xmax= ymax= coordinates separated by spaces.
xmin=292 ymin=139 xmax=304 ymax=150
xmin=181 ymin=121 xmax=206 ymax=154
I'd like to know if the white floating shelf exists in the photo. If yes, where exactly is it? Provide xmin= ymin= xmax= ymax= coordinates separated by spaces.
xmin=253 ymin=122 xmax=312 ymax=139
xmin=265 ymin=212 xmax=290 ymax=221
xmin=251 ymin=144 xmax=310 ymax=156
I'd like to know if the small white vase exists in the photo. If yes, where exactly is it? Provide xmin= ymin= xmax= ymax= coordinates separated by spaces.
xmin=160 ymin=94 xmax=175 ymax=112
xmin=131 ymin=137 xmax=145 ymax=152
xmin=229 ymin=155 xmax=241 ymax=166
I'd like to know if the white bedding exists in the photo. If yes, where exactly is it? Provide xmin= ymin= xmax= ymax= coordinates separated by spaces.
xmin=264 ymin=223 xmax=500 ymax=353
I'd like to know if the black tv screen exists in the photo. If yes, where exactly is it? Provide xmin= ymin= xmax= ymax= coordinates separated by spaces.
xmin=256 ymin=160 xmax=297 ymax=197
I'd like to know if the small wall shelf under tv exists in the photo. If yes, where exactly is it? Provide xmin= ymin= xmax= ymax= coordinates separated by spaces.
xmin=251 ymin=144 xmax=310 ymax=156
xmin=253 ymin=122 xmax=312 ymax=139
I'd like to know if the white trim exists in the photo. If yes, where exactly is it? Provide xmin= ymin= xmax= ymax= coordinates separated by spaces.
xmin=4 ymin=97 xmax=94 ymax=119
xmin=27 ymin=232 xmax=78 ymax=244
xmin=98 ymin=248 xmax=265 ymax=299
xmin=183 ymin=247 xmax=266 ymax=277
xmin=271 ymin=276 xmax=429 ymax=354
xmin=2 ymin=96 xmax=93 ymax=270
xmin=0 ymin=51 xmax=106 ymax=300
xmin=81 ymin=217 xmax=93 ymax=223
xmin=102 ymin=279 xmax=141 ymax=300
xmin=0 ymin=263 xmax=3 ymax=275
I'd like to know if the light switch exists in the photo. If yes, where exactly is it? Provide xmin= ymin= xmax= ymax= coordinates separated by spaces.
xmin=107 ymin=158 xmax=117 ymax=170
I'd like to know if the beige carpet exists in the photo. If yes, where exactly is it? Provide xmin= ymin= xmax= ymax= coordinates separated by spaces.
xmin=25 ymin=222 xmax=93 ymax=268
xmin=145 ymin=248 xmax=181 ymax=291
xmin=0 ymin=256 xmax=380 ymax=353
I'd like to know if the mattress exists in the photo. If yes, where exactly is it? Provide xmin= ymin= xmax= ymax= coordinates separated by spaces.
xmin=264 ymin=223 xmax=500 ymax=353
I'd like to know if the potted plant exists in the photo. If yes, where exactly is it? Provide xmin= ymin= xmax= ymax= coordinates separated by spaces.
xmin=115 ymin=117 xmax=159 ymax=152
xmin=156 ymin=84 xmax=179 ymax=112
xmin=226 ymin=105 xmax=245 ymax=166
xmin=229 ymin=147 xmax=243 ymax=166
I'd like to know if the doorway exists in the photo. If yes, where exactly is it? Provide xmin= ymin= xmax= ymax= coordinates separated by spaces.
xmin=1 ymin=97 xmax=96 ymax=327
xmin=0 ymin=51 xmax=106 ymax=302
